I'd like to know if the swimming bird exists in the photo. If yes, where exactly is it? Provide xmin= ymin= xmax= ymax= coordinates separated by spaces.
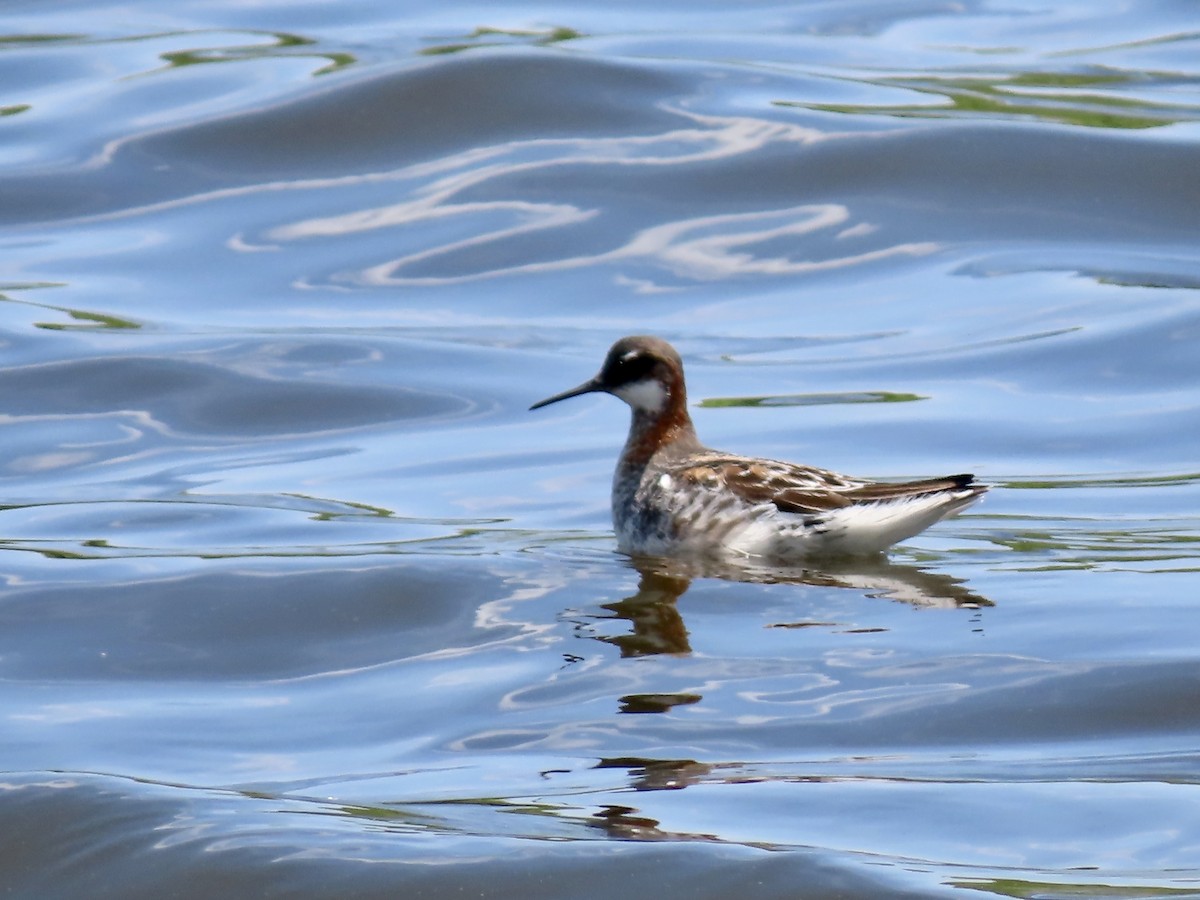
xmin=530 ymin=335 xmax=986 ymax=560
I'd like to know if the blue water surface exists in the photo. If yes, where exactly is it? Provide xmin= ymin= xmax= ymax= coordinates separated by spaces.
xmin=1 ymin=0 xmax=1199 ymax=896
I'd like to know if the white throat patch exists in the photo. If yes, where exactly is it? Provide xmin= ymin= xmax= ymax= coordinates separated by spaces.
xmin=613 ymin=378 xmax=667 ymax=414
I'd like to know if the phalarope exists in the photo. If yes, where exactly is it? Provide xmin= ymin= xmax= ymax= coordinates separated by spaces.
xmin=531 ymin=335 xmax=987 ymax=560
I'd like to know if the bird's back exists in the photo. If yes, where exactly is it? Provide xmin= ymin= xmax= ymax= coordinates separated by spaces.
xmin=615 ymin=448 xmax=986 ymax=560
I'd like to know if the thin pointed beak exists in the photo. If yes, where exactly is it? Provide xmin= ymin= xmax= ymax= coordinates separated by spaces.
xmin=529 ymin=377 xmax=604 ymax=411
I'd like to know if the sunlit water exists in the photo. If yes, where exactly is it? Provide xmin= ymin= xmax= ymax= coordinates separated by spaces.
xmin=2 ymin=0 xmax=1200 ymax=896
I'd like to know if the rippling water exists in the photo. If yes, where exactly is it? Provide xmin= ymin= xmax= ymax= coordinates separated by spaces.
xmin=3 ymin=0 xmax=1200 ymax=896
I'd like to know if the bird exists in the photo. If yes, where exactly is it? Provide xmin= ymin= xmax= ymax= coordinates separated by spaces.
xmin=530 ymin=335 xmax=987 ymax=561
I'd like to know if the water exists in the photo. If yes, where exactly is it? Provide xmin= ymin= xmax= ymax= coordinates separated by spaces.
xmin=2 ymin=0 xmax=1199 ymax=896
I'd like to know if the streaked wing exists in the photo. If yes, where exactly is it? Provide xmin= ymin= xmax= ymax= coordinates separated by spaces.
xmin=672 ymin=456 xmax=980 ymax=517
xmin=673 ymin=454 xmax=865 ymax=516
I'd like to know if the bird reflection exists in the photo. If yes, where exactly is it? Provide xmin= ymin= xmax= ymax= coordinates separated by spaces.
xmin=585 ymin=553 xmax=991 ymax=718
xmin=595 ymin=553 xmax=992 ymax=661
xmin=597 ymin=568 xmax=693 ymax=658
xmin=588 ymin=804 xmax=673 ymax=841
xmin=558 ymin=557 xmax=995 ymax=838
xmin=635 ymin=553 xmax=991 ymax=609
xmin=595 ymin=756 xmax=714 ymax=791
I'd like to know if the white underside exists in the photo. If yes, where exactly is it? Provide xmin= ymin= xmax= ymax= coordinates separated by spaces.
xmin=733 ymin=491 xmax=981 ymax=559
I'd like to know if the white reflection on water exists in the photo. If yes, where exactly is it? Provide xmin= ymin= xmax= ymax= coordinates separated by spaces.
xmin=240 ymin=111 xmax=937 ymax=285
xmin=358 ymin=203 xmax=935 ymax=285
xmin=43 ymin=100 xmax=940 ymax=289
xmin=9 ymin=703 xmax=125 ymax=724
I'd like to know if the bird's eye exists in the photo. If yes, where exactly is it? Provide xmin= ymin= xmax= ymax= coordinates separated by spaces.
xmin=615 ymin=351 xmax=653 ymax=382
